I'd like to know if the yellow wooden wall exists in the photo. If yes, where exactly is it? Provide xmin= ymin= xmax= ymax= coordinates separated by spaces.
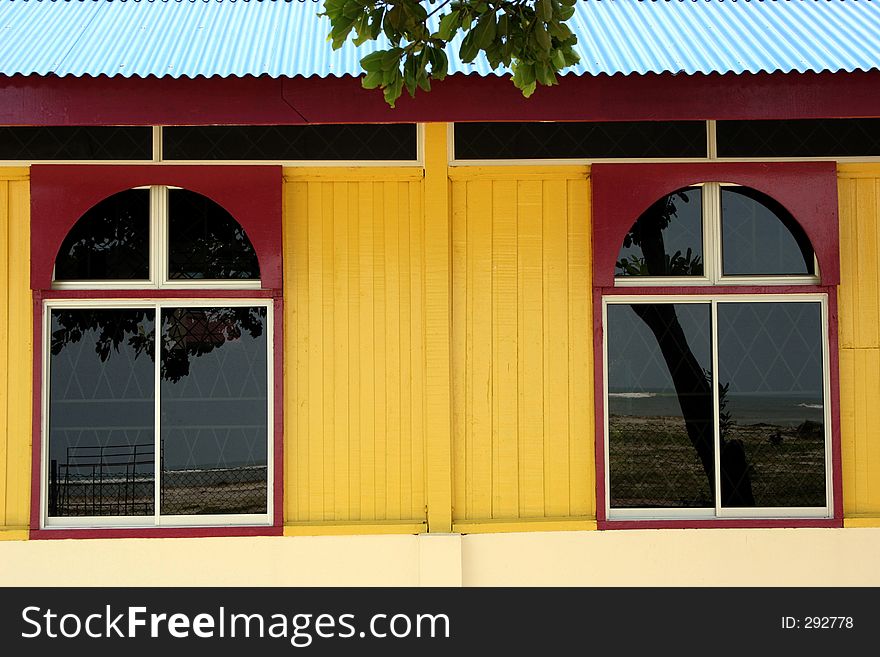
xmin=0 ymin=168 xmax=31 ymax=540
xmin=449 ymin=167 xmax=595 ymax=531
xmin=838 ymin=164 xmax=880 ymax=524
xmin=282 ymin=169 xmax=428 ymax=531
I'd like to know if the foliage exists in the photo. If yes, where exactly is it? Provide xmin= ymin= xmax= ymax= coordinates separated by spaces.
xmin=321 ymin=0 xmax=581 ymax=106
xmin=616 ymin=249 xmax=704 ymax=277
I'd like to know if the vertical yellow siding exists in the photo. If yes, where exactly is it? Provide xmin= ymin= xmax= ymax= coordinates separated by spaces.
xmin=450 ymin=167 xmax=594 ymax=525
xmin=0 ymin=168 xmax=31 ymax=540
xmin=838 ymin=165 xmax=880 ymax=520
xmin=283 ymin=169 xmax=427 ymax=527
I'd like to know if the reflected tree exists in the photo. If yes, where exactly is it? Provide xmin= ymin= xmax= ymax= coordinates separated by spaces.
xmin=617 ymin=192 xmax=755 ymax=506
xmin=51 ymin=307 xmax=265 ymax=383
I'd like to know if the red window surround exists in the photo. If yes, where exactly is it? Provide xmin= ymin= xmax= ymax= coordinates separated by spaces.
xmin=29 ymin=165 xmax=284 ymax=539
xmin=591 ymin=161 xmax=843 ymax=530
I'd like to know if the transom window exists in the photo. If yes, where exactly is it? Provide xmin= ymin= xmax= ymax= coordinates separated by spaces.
xmin=42 ymin=187 xmax=273 ymax=530
xmin=53 ymin=186 xmax=260 ymax=289
xmin=615 ymin=183 xmax=818 ymax=285
xmin=601 ymin=180 xmax=833 ymax=523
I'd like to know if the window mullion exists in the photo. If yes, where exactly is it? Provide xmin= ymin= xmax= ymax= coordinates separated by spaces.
xmin=148 ymin=186 xmax=163 ymax=289
xmin=711 ymin=299 xmax=722 ymax=517
xmin=704 ymin=182 xmax=722 ymax=284
xmin=155 ymin=186 xmax=168 ymax=288
xmin=153 ymin=301 xmax=162 ymax=525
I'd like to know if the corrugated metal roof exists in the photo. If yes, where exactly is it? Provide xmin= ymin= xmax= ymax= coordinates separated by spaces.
xmin=1 ymin=0 xmax=879 ymax=79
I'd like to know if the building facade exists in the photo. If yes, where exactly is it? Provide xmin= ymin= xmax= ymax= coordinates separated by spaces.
xmin=1 ymin=0 xmax=880 ymax=585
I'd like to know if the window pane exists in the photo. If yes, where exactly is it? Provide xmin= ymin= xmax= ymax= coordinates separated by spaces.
xmin=163 ymin=124 xmax=417 ymax=160
xmin=167 ymin=189 xmax=260 ymax=280
xmin=721 ymin=187 xmax=814 ymax=276
xmin=717 ymin=302 xmax=826 ymax=508
xmin=0 ymin=126 xmax=152 ymax=160
xmin=160 ymin=307 xmax=268 ymax=515
xmin=607 ymin=303 xmax=714 ymax=509
xmin=454 ymin=121 xmax=707 ymax=159
xmin=54 ymin=189 xmax=151 ymax=281
xmin=617 ymin=187 xmax=703 ymax=278
xmin=717 ymin=119 xmax=880 ymax=157
xmin=48 ymin=309 xmax=155 ymax=517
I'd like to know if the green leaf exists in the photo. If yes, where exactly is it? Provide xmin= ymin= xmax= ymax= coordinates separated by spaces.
xmin=360 ymin=50 xmax=385 ymax=72
xmin=437 ymin=10 xmax=461 ymax=40
xmin=473 ymin=12 xmax=497 ymax=51
xmin=538 ymin=0 xmax=553 ymax=22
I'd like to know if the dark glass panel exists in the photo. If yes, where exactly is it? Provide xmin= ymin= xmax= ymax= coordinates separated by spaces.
xmin=160 ymin=307 xmax=268 ymax=515
xmin=167 ymin=189 xmax=260 ymax=280
xmin=163 ymin=124 xmax=417 ymax=161
xmin=454 ymin=121 xmax=707 ymax=159
xmin=717 ymin=302 xmax=826 ymax=508
xmin=721 ymin=187 xmax=814 ymax=276
xmin=607 ymin=303 xmax=714 ymax=509
xmin=0 ymin=126 xmax=151 ymax=160
xmin=617 ymin=187 xmax=704 ymax=277
xmin=717 ymin=119 xmax=880 ymax=158
xmin=54 ymin=189 xmax=151 ymax=281
xmin=48 ymin=309 xmax=155 ymax=517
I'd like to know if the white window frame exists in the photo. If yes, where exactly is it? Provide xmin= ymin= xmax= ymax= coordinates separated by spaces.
xmin=53 ymin=185 xmax=262 ymax=291
xmin=40 ymin=297 xmax=275 ymax=529
xmin=602 ymin=293 xmax=833 ymax=522
xmin=614 ymin=182 xmax=821 ymax=288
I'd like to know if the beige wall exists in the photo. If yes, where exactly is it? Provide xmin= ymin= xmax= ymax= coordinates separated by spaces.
xmin=3 ymin=529 xmax=880 ymax=586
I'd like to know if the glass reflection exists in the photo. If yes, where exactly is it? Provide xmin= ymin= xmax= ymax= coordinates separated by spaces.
xmin=54 ymin=189 xmax=150 ymax=281
xmin=160 ymin=306 xmax=268 ymax=515
xmin=721 ymin=187 xmax=815 ymax=276
xmin=717 ymin=302 xmax=826 ymax=508
xmin=167 ymin=189 xmax=260 ymax=280
xmin=617 ymin=187 xmax=704 ymax=277
xmin=48 ymin=309 xmax=155 ymax=516
xmin=607 ymin=303 xmax=714 ymax=508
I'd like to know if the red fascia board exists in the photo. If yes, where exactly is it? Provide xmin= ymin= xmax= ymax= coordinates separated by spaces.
xmin=591 ymin=161 xmax=840 ymax=288
xmin=29 ymin=164 xmax=283 ymax=291
xmin=2 ymin=70 xmax=880 ymax=125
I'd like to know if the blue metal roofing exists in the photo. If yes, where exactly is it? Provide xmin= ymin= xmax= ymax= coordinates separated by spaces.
xmin=1 ymin=0 xmax=879 ymax=79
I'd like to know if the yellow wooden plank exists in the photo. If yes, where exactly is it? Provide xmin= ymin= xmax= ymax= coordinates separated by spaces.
xmin=0 ymin=167 xmax=28 ymax=181
xmin=837 ymin=163 xmax=880 ymax=179
xmin=409 ymin=180 xmax=427 ymax=521
xmin=837 ymin=177 xmax=856 ymax=349
xmin=567 ymin=179 xmax=594 ymax=518
xmin=865 ymin=348 xmax=880 ymax=512
xmin=0 ymin=529 xmax=29 ymax=541
xmin=347 ymin=183 xmax=362 ymax=520
xmin=321 ymin=183 xmax=336 ymax=519
xmin=0 ymin=181 xmax=9 ymax=527
xmin=843 ymin=517 xmax=880 ymax=528
xmin=517 ymin=179 xmax=545 ymax=518
xmin=452 ymin=517 xmax=597 ymax=534
xmin=543 ymin=178 xmax=571 ymax=517
xmin=839 ymin=349 xmax=857 ymax=516
xmin=358 ymin=182 xmax=377 ymax=520
xmin=422 ymin=123 xmax=453 ymax=532
xmin=448 ymin=166 xmax=589 ymax=182
xmin=451 ymin=180 xmax=468 ymax=521
xmin=333 ymin=182 xmax=350 ymax=521
xmin=284 ymin=183 xmax=311 ymax=520
xmin=283 ymin=167 xmax=423 ymax=182
xmin=397 ymin=182 xmax=414 ymax=520
xmin=468 ymin=178 xmax=494 ymax=519
xmin=373 ymin=182 xmax=388 ymax=520
xmin=855 ymin=178 xmax=880 ymax=348
xmin=306 ymin=182 xmax=325 ymax=520
xmin=283 ymin=521 xmax=426 ymax=536
xmin=5 ymin=179 xmax=31 ymax=527
xmin=491 ymin=179 xmax=519 ymax=518
xmin=383 ymin=181 xmax=402 ymax=520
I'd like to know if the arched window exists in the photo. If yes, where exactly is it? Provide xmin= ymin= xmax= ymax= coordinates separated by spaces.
xmin=615 ymin=183 xmax=817 ymax=283
xmin=54 ymin=187 xmax=260 ymax=287
xmin=42 ymin=186 xmax=273 ymax=531
xmin=596 ymin=172 xmax=837 ymax=527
